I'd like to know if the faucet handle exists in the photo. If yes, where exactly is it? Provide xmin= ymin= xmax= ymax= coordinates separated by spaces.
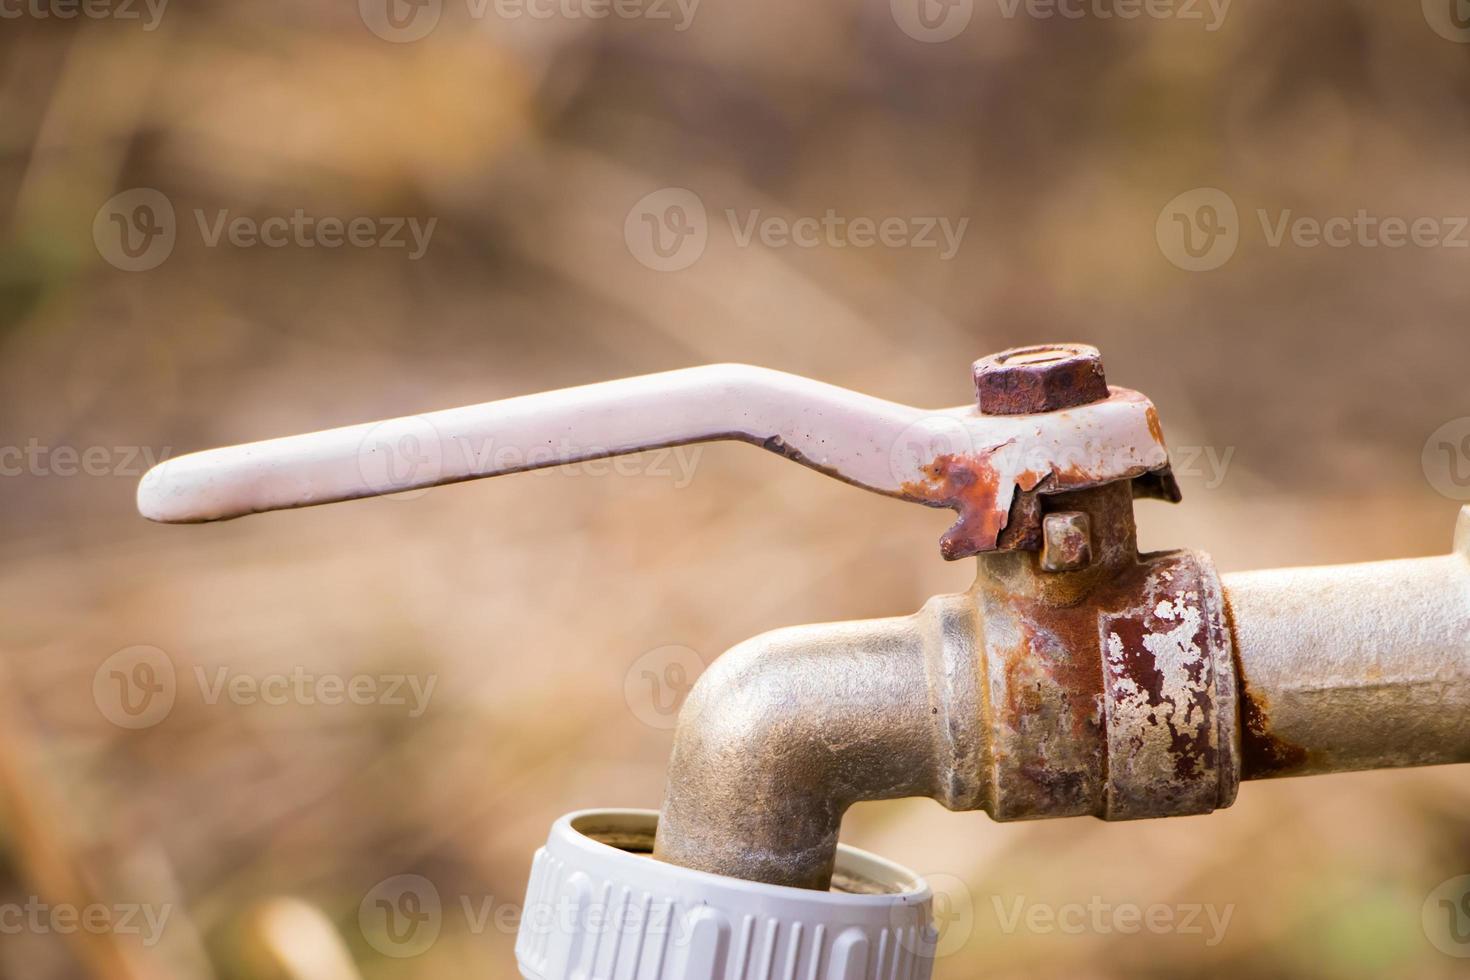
xmin=136 ymin=356 xmax=1176 ymax=560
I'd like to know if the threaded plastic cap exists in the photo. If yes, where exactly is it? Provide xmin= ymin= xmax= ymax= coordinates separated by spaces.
xmin=515 ymin=809 xmax=936 ymax=980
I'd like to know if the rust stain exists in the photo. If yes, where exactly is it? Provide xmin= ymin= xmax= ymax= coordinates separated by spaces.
xmin=1223 ymin=594 xmax=1310 ymax=778
xmin=1236 ymin=682 xmax=1308 ymax=777
xmin=901 ymin=451 xmax=1116 ymax=560
xmin=1105 ymin=599 xmax=1217 ymax=782
xmin=900 ymin=450 xmax=1038 ymax=560
xmin=1096 ymin=555 xmax=1227 ymax=816
xmin=1145 ymin=405 xmax=1165 ymax=448
xmin=991 ymin=594 xmax=1111 ymax=818
xmin=973 ymin=343 xmax=1109 ymax=416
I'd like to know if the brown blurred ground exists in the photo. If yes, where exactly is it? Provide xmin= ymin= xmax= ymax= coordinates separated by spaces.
xmin=2 ymin=1 xmax=1470 ymax=978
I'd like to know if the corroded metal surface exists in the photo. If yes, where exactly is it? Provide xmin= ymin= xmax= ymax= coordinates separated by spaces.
xmin=652 ymin=597 xmax=977 ymax=891
xmin=973 ymin=343 xmax=1110 ymax=416
xmin=1040 ymin=511 xmax=1092 ymax=572
xmin=655 ymin=482 xmax=1241 ymax=890
xmin=656 ymin=503 xmax=1470 ymax=892
xmin=135 ymin=361 xmax=1175 ymax=560
xmin=892 ymin=386 xmax=1174 ymax=558
xmin=1098 ymin=550 xmax=1238 ymax=818
xmin=1224 ymin=506 xmax=1470 ymax=780
xmin=130 ymin=344 xmax=1470 ymax=899
xmin=971 ymin=483 xmax=1238 ymax=824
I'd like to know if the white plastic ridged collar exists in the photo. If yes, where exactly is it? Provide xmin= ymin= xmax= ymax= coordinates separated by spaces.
xmin=515 ymin=810 xmax=936 ymax=980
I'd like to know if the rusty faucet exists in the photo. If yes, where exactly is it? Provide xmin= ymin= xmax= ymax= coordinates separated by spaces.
xmin=137 ymin=346 xmax=1470 ymax=895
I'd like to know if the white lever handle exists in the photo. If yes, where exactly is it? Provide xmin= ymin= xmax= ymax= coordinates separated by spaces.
xmin=136 ymin=363 xmax=1172 ymax=559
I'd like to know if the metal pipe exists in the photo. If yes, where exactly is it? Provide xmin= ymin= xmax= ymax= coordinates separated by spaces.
xmin=1225 ymin=507 xmax=1470 ymax=779
xmin=652 ymin=596 xmax=980 ymax=891
xmin=655 ymin=506 xmax=1470 ymax=892
xmin=655 ymin=484 xmax=1242 ymax=890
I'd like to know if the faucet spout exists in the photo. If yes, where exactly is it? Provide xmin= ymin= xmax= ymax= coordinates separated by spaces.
xmin=653 ymin=596 xmax=983 ymax=890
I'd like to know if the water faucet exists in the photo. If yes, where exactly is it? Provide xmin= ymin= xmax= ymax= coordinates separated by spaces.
xmin=137 ymin=345 xmax=1470 ymax=979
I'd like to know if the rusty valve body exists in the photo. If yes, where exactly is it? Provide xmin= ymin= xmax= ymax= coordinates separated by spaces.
xmin=653 ymin=482 xmax=1242 ymax=889
xmin=655 ymin=495 xmax=1470 ymax=891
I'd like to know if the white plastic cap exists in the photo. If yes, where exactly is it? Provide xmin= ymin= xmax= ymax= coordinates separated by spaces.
xmin=515 ymin=810 xmax=936 ymax=980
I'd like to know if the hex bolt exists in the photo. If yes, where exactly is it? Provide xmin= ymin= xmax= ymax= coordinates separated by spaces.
xmin=973 ymin=343 xmax=1110 ymax=415
xmin=1040 ymin=511 xmax=1093 ymax=572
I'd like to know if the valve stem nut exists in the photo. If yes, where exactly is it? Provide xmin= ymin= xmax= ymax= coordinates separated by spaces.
xmin=974 ymin=343 xmax=1110 ymax=415
xmin=1041 ymin=511 xmax=1092 ymax=572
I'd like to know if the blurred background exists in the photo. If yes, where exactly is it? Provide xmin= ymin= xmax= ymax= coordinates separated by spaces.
xmin=3 ymin=0 xmax=1470 ymax=977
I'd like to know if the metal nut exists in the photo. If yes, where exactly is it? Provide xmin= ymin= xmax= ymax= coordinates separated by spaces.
xmin=973 ymin=343 xmax=1109 ymax=415
xmin=1040 ymin=511 xmax=1092 ymax=572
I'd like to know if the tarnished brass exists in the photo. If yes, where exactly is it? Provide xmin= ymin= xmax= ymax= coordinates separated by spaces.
xmin=655 ymin=502 xmax=1470 ymax=892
